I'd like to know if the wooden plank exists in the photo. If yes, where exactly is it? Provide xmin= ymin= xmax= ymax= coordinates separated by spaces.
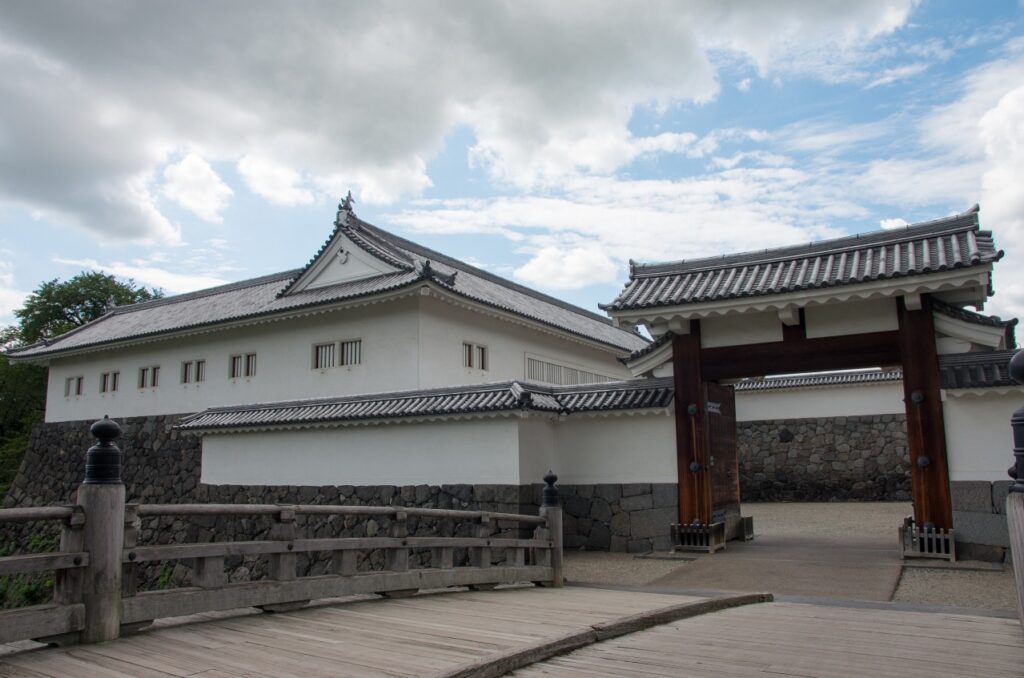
xmin=126 ymin=537 xmax=553 ymax=563
xmin=700 ymin=329 xmax=901 ymax=381
xmin=0 ymin=552 xmax=88 ymax=576
xmin=121 ymin=566 xmax=552 ymax=623
xmin=136 ymin=503 xmax=545 ymax=525
xmin=0 ymin=604 xmax=84 ymax=644
xmin=897 ymin=295 xmax=953 ymax=529
xmin=0 ymin=507 xmax=75 ymax=524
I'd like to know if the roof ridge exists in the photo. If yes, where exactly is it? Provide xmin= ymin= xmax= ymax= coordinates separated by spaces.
xmin=630 ymin=209 xmax=980 ymax=278
xmin=353 ymin=217 xmax=641 ymax=335
xmin=114 ymin=269 xmax=300 ymax=313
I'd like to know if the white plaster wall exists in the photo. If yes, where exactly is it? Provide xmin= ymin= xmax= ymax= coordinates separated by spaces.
xmin=416 ymin=295 xmax=631 ymax=388
xmin=735 ymin=382 xmax=905 ymax=421
xmin=552 ymin=413 xmax=676 ymax=484
xmin=45 ymin=298 xmax=421 ymax=422
xmin=701 ymin=311 xmax=782 ymax=348
xmin=805 ymin=298 xmax=898 ymax=338
xmin=200 ymin=418 xmax=522 ymax=485
xmin=943 ymin=390 xmax=1024 ymax=482
xmin=518 ymin=417 xmax=557 ymax=484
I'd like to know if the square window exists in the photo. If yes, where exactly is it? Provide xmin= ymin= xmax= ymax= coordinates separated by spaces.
xmin=463 ymin=342 xmax=487 ymax=370
xmin=313 ymin=342 xmax=335 ymax=369
xmin=340 ymin=339 xmax=361 ymax=366
xmin=99 ymin=371 xmax=119 ymax=393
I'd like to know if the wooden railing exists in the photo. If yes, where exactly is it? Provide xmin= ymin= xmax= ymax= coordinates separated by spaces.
xmin=0 ymin=505 xmax=87 ymax=645
xmin=0 ymin=418 xmax=564 ymax=646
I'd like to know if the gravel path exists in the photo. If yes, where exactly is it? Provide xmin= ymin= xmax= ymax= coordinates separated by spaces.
xmin=563 ymin=502 xmax=1020 ymax=613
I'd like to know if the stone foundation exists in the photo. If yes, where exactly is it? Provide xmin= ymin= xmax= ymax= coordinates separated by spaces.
xmin=951 ymin=480 xmax=1014 ymax=561
xmin=738 ymin=414 xmax=911 ymax=502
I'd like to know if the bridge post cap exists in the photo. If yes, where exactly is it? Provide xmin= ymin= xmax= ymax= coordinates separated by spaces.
xmin=1009 ymin=351 xmax=1024 ymax=384
xmin=542 ymin=470 xmax=560 ymax=507
xmin=90 ymin=415 xmax=121 ymax=444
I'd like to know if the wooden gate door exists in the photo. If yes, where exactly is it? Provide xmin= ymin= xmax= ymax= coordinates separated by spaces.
xmin=705 ymin=382 xmax=741 ymax=540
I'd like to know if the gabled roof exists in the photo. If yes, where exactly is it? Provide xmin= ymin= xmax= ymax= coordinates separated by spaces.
xmin=734 ymin=369 xmax=903 ymax=391
xmin=933 ymin=299 xmax=1017 ymax=349
xmin=603 ymin=207 xmax=1002 ymax=313
xmin=176 ymin=378 xmax=676 ymax=432
xmin=7 ymin=205 xmax=646 ymax=360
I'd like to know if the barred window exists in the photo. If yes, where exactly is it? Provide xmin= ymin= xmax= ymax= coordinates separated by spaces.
xmin=100 ymin=371 xmax=119 ymax=393
xmin=340 ymin=339 xmax=361 ymax=366
xmin=182 ymin=361 xmax=193 ymax=384
xmin=229 ymin=355 xmax=243 ymax=379
xmin=65 ymin=376 xmax=84 ymax=397
xmin=463 ymin=342 xmax=487 ymax=370
xmin=229 ymin=354 xmax=256 ymax=378
xmin=195 ymin=359 xmax=206 ymax=382
xmin=138 ymin=367 xmax=149 ymax=389
xmin=244 ymin=353 xmax=257 ymax=377
xmin=313 ymin=342 xmax=336 ymax=369
xmin=526 ymin=357 xmax=614 ymax=386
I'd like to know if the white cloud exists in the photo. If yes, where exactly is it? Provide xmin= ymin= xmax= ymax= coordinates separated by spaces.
xmin=237 ymin=155 xmax=314 ymax=207
xmin=514 ymin=246 xmax=620 ymax=290
xmin=161 ymin=153 xmax=233 ymax=222
xmin=866 ymin=62 xmax=929 ymax=88
xmin=53 ymin=257 xmax=230 ymax=295
xmin=879 ymin=217 xmax=909 ymax=230
xmin=0 ymin=1 xmax=920 ymax=235
xmin=0 ymin=260 xmax=26 ymax=326
xmin=736 ymin=78 xmax=752 ymax=92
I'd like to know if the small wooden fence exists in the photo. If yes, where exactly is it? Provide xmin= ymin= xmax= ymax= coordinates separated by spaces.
xmin=0 ymin=418 xmax=564 ymax=646
xmin=899 ymin=516 xmax=956 ymax=562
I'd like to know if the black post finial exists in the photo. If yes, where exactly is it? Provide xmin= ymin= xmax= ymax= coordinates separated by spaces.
xmin=1009 ymin=352 xmax=1024 ymax=493
xmin=542 ymin=470 xmax=560 ymax=507
xmin=84 ymin=415 xmax=123 ymax=485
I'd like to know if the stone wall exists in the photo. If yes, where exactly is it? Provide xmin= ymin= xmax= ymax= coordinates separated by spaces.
xmin=2 ymin=417 xmax=677 ymax=592
xmin=737 ymin=414 xmax=911 ymax=502
xmin=951 ymin=480 xmax=1014 ymax=561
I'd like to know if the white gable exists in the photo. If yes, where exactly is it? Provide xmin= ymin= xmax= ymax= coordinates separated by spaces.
xmin=289 ymin=233 xmax=401 ymax=293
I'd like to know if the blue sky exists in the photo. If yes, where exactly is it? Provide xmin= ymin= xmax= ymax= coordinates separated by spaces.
xmin=2 ymin=1 xmax=1024 ymax=326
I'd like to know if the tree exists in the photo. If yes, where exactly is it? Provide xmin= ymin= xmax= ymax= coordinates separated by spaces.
xmin=14 ymin=271 xmax=162 ymax=344
xmin=0 ymin=272 xmax=162 ymax=500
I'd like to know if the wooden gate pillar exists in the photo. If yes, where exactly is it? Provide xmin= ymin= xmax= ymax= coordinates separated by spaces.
xmin=897 ymin=295 xmax=953 ymax=529
xmin=673 ymin=320 xmax=710 ymax=526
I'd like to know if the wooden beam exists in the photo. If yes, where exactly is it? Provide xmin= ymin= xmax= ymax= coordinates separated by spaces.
xmin=673 ymin=321 xmax=709 ymax=526
xmin=897 ymin=295 xmax=953 ymax=529
xmin=701 ymin=330 xmax=901 ymax=381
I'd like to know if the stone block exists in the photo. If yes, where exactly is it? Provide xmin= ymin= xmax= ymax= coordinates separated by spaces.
xmin=610 ymin=535 xmax=629 ymax=552
xmin=587 ymin=523 xmax=611 ymax=550
xmin=629 ymin=507 xmax=677 ymax=540
xmin=992 ymin=481 xmax=1014 ymax=515
xmin=619 ymin=493 xmax=653 ymax=512
xmin=563 ymin=493 xmax=591 ymax=518
xmin=590 ymin=498 xmax=612 ymax=523
xmin=952 ymin=511 xmax=1010 ymax=547
xmin=955 ymin=541 xmax=1006 ymax=563
xmin=594 ymin=484 xmax=622 ymax=502
xmin=622 ymin=483 xmax=651 ymax=497
xmin=651 ymin=484 xmax=678 ymax=508
xmin=610 ymin=512 xmax=630 ymax=537
xmin=652 ymin=534 xmax=673 ymax=552
xmin=950 ymin=481 xmax=993 ymax=513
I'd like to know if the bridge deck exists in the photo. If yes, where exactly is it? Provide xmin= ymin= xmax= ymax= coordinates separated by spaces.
xmin=0 ymin=588 xmax=1020 ymax=677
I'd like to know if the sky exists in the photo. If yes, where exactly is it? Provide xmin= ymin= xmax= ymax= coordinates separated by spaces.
xmin=1 ymin=1 xmax=1024 ymax=328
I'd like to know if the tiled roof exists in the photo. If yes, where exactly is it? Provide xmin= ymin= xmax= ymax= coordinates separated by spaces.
xmin=603 ymin=208 xmax=1002 ymax=312
xmin=734 ymin=370 xmax=903 ymax=391
xmin=8 ymin=211 xmax=646 ymax=359
xmin=937 ymin=350 xmax=1020 ymax=389
xmin=176 ymin=378 xmax=676 ymax=431
xmin=933 ymin=299 xmax=1017 ymax=348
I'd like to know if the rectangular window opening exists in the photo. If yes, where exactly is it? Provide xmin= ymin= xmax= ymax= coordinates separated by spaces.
xmin=244 ymin=353 xmax=257 ymax=377
xmin=195 ymin=360 xmax=205 ymax=382
xmin=313 ymin=342 xmax=336 ymax=370
xmin=526 ymin=357 xmax=613 ymax=386
xmin=340 ymin=339 xmax=361 ymax=366
xmin=463 ymin=342 xmax=487 ymax=370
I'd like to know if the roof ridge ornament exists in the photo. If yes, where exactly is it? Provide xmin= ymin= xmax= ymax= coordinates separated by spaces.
xmin=418 ymin=259 xmax=458 ymax=287
xmin=335 ymin=191 xmax=355 ymax=226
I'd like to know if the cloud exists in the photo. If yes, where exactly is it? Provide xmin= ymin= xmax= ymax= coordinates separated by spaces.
xmin=0 ymin=1 xmax=920 ymax=237
xmin=0 ymin=260 xmax=27 ymax=326
xmin=237 ymin=155 xmax=314 ymax=207
xmin=53 ymin=257 xmax=231 ymax=295
xmin=866 ymin=62 xmax=929 ymax=88
xmin=736 ymin=78 xmax=752 ymax=92
xmin=161 ymin=153 xmax=233 ymax=222
xmin=879 ymin=217 xmax=909 ymax=230
xmin=514 ymin=245 xmax=620 ymax=290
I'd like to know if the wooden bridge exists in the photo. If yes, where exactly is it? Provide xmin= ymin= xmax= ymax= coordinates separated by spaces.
xmin=0 ymin=418 xmax=1022 ymax=677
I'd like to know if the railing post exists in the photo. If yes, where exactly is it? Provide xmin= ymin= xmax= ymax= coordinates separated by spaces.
xmin=258 ymin=506 xmax=308 ymax=613
xmin=78 ymin=416 xmax=126 ymax=643
xmin=539 ymin=471 xmax=563 ymax=587
xmin=54 ymin=505 xmax=85 ymax=607
xmin=1006 ymin=352 xmax=1024 ymax=629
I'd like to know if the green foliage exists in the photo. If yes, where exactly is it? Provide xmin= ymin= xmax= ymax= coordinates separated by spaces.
xmin=0 ymin=531 xmax=59 ymax=609
xmin=15 ymin=271 xmax=162 ymax=344
xmin=0 ymin=272 xmax=163 ymax=503
xmin=157 ymin=562 xmax=175 ymax=589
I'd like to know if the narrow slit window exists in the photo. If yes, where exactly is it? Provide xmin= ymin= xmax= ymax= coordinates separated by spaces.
xmin=111 ymin=371 xmax=119 ymax=391
xmin=229 ymin=354 xmax=243 ymax=379
xmin=313 ymin=342 xmax=335 ymax=369
xmin=75 ymin=377 xmax=83 ymax=396
xmin=244 ymin=353 xmax=257 ymax=377
xmin=151 ymin=366 xmax=160 ymax=387
xmin=99 ymin=371 xmax=119 ymax=393
xmin=138 ymin=367 xmax=149 ymax=389
xmin=182 ymin=361 xmax=193 ymax=384
xmin=195 ymin=360 xmax=206 ymax=382
xmin=462 ymin=342 xmax=474 ymax=368
xmin=65 ymin=376 xmax=84 ymax=397
xmin=340 ymin=339 xmax=361 ymax=366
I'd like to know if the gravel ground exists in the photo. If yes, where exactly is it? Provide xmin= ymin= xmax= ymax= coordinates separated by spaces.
xmin=564 ymin=502 xmax=1021 ymax=613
